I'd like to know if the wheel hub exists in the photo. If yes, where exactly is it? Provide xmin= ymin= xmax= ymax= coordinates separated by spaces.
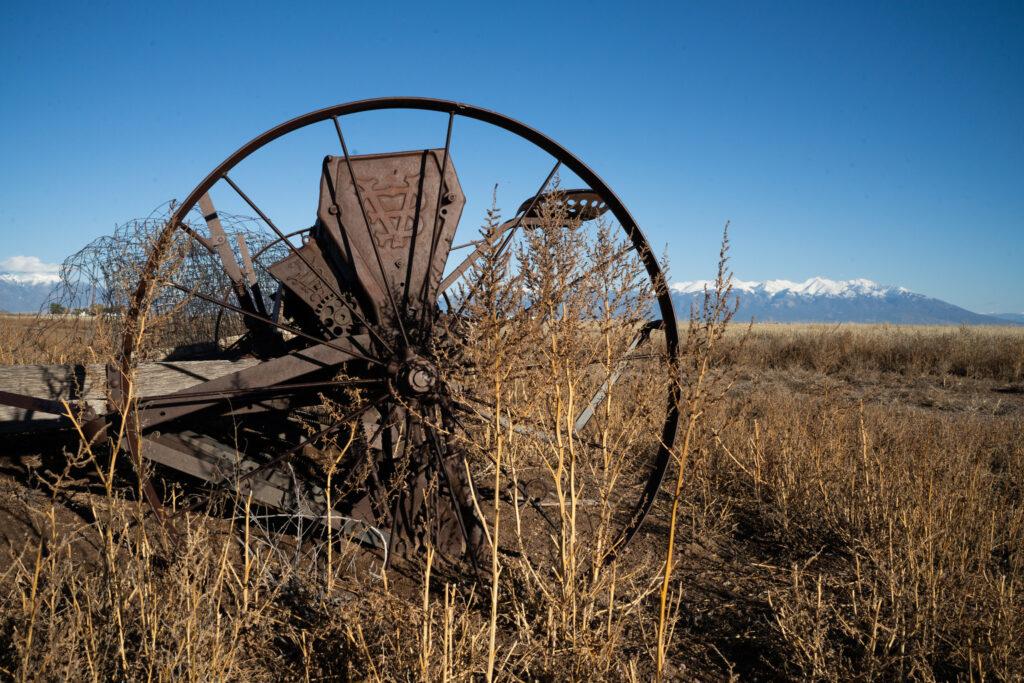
xmin=392 ymin=353 xmax=440 ymax=399
xmin=407 ymin=366 xmax=436 ymax=393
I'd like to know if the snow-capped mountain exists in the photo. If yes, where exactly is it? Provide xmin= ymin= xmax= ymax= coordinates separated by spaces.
xmin=670 ymin=276 xmax=1015 ymax=325
xmin=0 ymin=278 xmax=59 ymax=313
xmin=672 ymin=276 xmax=904 ymax=299
xmin=0 ymin=256 xmax=61 ymax=313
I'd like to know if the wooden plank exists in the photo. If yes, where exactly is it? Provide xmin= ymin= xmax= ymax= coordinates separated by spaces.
xmin=0 ymin=358 xmax=260 ymax=430
xmin=136 ymin=341 xmax=365 ymax=429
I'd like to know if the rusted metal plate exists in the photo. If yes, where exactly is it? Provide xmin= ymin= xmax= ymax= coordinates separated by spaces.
xmin=317 ymin=149 xmax=465 ymax=322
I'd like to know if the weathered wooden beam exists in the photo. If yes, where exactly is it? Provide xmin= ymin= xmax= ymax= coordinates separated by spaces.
xmin=0 ymin=359 xmax=260 ymax=431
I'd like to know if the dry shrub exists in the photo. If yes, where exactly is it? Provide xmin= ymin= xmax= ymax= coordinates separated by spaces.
xmin=438 ymin=190 xmax=679 ymax=679
xmin=0 ymin=488 xmax=503 ymax=681
xmin=1 ymin=198 xmax=687 ymax=681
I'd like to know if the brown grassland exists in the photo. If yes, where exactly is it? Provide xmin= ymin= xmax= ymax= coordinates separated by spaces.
xmin=0 ymin=309 xmax=1021 ymax=680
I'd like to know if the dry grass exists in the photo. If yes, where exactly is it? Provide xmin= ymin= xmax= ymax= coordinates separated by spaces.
xmin=0 ymin=315 xmax=109 ymax=365
xmin=1 ymin=263 xmax=1022 ymax=678
xmin=681 ymin=385 xmax=1023 ymax=679
xmin=726 ymin=322 xmax=1024 ymax=383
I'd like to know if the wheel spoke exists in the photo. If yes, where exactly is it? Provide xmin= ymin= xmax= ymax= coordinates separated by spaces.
xmin=362 ymin=402 xmax=401 ymax=528
xmin=423 ymin=409 xmax=481 ymax=572
xmin=417 ymin=111 xmax=455 ymax=334
xmin=383 ymin=409 xmax=413 ymax=566
xmin=436 ymin=216 xmax=519 ymax=296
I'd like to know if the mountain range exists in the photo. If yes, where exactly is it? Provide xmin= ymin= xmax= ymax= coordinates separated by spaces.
xmin=0 ymin=256 xmax=61 ymax=313
xmin=670 ymin=277 xmax=1021 ymax=325
xmin=0 ymin=258 xmax=1019 ymax=326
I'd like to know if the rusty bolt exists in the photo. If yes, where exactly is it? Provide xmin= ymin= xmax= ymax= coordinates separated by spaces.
xmin=328 ymin=204 xmax=339 ymax=215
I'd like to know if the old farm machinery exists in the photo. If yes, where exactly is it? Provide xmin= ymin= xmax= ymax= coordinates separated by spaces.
xmin=0 ymin=98 xmax=680 ymax=568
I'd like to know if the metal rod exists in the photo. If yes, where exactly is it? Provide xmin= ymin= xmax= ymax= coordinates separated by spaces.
xmin=450 ymin=236 xmax=485 ymax=251
xmin=573 ymin=320 xmax=661 ymax=433
xmin=447 ymin=160 xmax=561 ymax=325
xmin=418 ymin=112 xmax=455 ymax=332
xmin=437 ymin=216 xmax=522 ymax=295
xmin=139 ymin=377 xmax=384 ymax=407
xmin=424 ymin=413 xmax=481 ymax=575
xmin=452 ymin=393 xmax=604 ymax=452
xmin=383 ymin=409 xmax=412 ymax=568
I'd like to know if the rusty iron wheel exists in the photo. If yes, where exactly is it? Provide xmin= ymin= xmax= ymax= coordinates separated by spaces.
xmin=115 ymin=98 xmax=680 ymax=570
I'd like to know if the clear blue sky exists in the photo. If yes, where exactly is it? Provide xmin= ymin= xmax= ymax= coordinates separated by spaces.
xmin=1 ymin=0 xmax=1021 ymax=312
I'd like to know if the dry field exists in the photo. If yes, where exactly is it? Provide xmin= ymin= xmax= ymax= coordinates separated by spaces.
xmin=0 ymin=317 xmax=1021 ymax=680
xmin=0 ymin=314 xmax=105 ymax=365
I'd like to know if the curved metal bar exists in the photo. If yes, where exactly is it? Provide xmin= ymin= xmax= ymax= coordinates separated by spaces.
xmin=167 ymin=97 xmax=680 ymax=557
xmin=251 ymin=227 xmax=311 ymax=261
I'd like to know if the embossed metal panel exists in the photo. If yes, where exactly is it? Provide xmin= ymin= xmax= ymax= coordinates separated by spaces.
xmin=316 ymin=150 xmax=465 ymax=322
